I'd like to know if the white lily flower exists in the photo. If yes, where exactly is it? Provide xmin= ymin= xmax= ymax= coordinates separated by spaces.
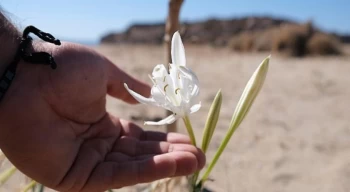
xmin=124 ymin=31 xmax=201 ymax=125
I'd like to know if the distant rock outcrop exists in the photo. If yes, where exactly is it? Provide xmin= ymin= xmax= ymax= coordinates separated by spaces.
xmin=100 ymin=16 xmax=295 ymax=45
xmin=101 ymin=23 xmax=165 ymax=44
xmin=100 ymin=16 xmax=349 ymax=56
xmin=228 ymin=22 xmax=343 ymax=56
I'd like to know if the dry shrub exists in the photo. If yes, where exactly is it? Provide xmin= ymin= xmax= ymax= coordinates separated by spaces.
xmin=228 ymin=31 xmax=255 ymax=52
xmin=254 ymin=28 xmax=279 ymax=52
xmin=272 ymin=22 xmax=313 ymax=57
xmin=227 ymin=21 xmax=343 ymax=57
xmin=307 ymin=33 xmax=342 ymax=55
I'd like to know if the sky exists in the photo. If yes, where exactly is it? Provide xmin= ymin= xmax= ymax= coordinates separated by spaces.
xmin=0 ymin=0 xmax=349 ymax=44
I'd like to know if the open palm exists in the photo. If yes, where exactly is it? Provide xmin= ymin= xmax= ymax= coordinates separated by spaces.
xmin=0 ymin=42 xmax=205 ymax=192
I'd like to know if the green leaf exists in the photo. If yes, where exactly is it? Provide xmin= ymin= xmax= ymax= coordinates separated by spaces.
xmin=201 ymin=56 xmax=270 ymax=183
xmin=201 ymin=90 xmax=222 ymax=154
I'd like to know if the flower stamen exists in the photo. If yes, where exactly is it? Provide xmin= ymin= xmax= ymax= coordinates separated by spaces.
xmin=175 ymin=88 xmax=180 ymax=94
xmin=164 ymin=84 xmax=169 ymax=92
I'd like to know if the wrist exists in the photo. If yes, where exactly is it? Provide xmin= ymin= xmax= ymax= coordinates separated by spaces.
xmin=0 ymin=13 xmax=21 ymax=76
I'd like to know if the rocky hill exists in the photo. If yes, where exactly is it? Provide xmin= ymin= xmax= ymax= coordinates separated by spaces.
xmin=100 ymin=16 xmax=350 ymax=57
xmin=100 ymin=16 xmax=296 ymax=45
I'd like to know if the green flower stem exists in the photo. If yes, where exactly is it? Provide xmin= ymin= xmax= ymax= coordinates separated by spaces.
xmin=191 ymin=171 xmax=199 ymax=187
xmin=183 ymin=116 xmax=197 ymax=146
xmin=22 ymin=180 xmax=37 ymax=192
xmin=0 ymin=166 xmax=17 ymax=186
xmin=200 ymin=129 xmax=231 ymax=182
xmin=183 ymin=115 xmax=199 ymax=188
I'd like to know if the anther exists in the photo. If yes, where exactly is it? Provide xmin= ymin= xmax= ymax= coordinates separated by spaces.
xmin=164 ymin=84 xmax=169 ymax=92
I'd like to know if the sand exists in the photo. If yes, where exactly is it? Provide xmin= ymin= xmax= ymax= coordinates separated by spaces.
xmin=1 ymin=45 xmax=350 ymax=192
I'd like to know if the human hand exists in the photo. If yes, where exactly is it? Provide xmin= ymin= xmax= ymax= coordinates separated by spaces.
xmin=0 ymin=42 xmax=205 ymax=192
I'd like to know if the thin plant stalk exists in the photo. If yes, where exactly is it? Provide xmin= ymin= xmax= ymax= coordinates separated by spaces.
xmin=191 ymin=173 xmax=199 ymax=188
xmin=182 ymin=116 xmax=197 ymax=146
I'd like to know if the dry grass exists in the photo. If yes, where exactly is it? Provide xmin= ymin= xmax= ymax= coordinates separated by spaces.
xmin=307 ymin=33 xmax=342 ymax=55
xmin=271 ymin=22 xmax=313 ymax=57
xmin=228 ymin=22 xmax=343 ymax=57
xmin=228 ymin=32 xmax=255 ymax=52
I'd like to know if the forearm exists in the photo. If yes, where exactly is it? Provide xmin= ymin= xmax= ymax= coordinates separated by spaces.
xmin=0 ymin=12 xmax=21 ymax=75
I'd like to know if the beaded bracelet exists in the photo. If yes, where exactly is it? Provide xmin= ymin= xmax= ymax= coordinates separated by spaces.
xmin=0 ymin=26 xmax=61 ymax=101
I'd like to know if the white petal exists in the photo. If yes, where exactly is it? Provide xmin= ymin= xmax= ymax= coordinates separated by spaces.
xmin=151 ymin=86 xmax=166 ymax=103
xmin=179 ymin=66 xmax=199 ymax=84
xmin=171 ymin=31 xmax=186 ymax=66
xmin=152 ymin=64 xmax=168 ymax=80
xmin=190 ymin=85 xmax=200 ymax=97
xmin=190 ymin=103 xmax=201 ymax=114
xmin=144 ymin=114 xmax=178 ymax=125
xmin=169 ymin=64 xmax=179 ymax=87
xmin=124 ymin=83 xmax=155 ymax=105
xmin=169 ymin=64 xmax=183 ymax=101
xmin=151 ymin=86 xmax=173 ymax=111
xmin=179 ymin=66 xmax=200 ymax=98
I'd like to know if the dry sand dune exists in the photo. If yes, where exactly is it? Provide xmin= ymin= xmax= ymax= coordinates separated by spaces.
xmin=1 ymin=45 xmax=350 ymax=192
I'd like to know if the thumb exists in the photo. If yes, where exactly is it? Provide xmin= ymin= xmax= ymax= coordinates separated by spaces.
xmin=106 ymin=60 xmax=151 ymax=104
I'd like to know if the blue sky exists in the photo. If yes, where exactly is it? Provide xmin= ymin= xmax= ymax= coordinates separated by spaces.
xmin=1 ymin=0 xmax=349 ymax=43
